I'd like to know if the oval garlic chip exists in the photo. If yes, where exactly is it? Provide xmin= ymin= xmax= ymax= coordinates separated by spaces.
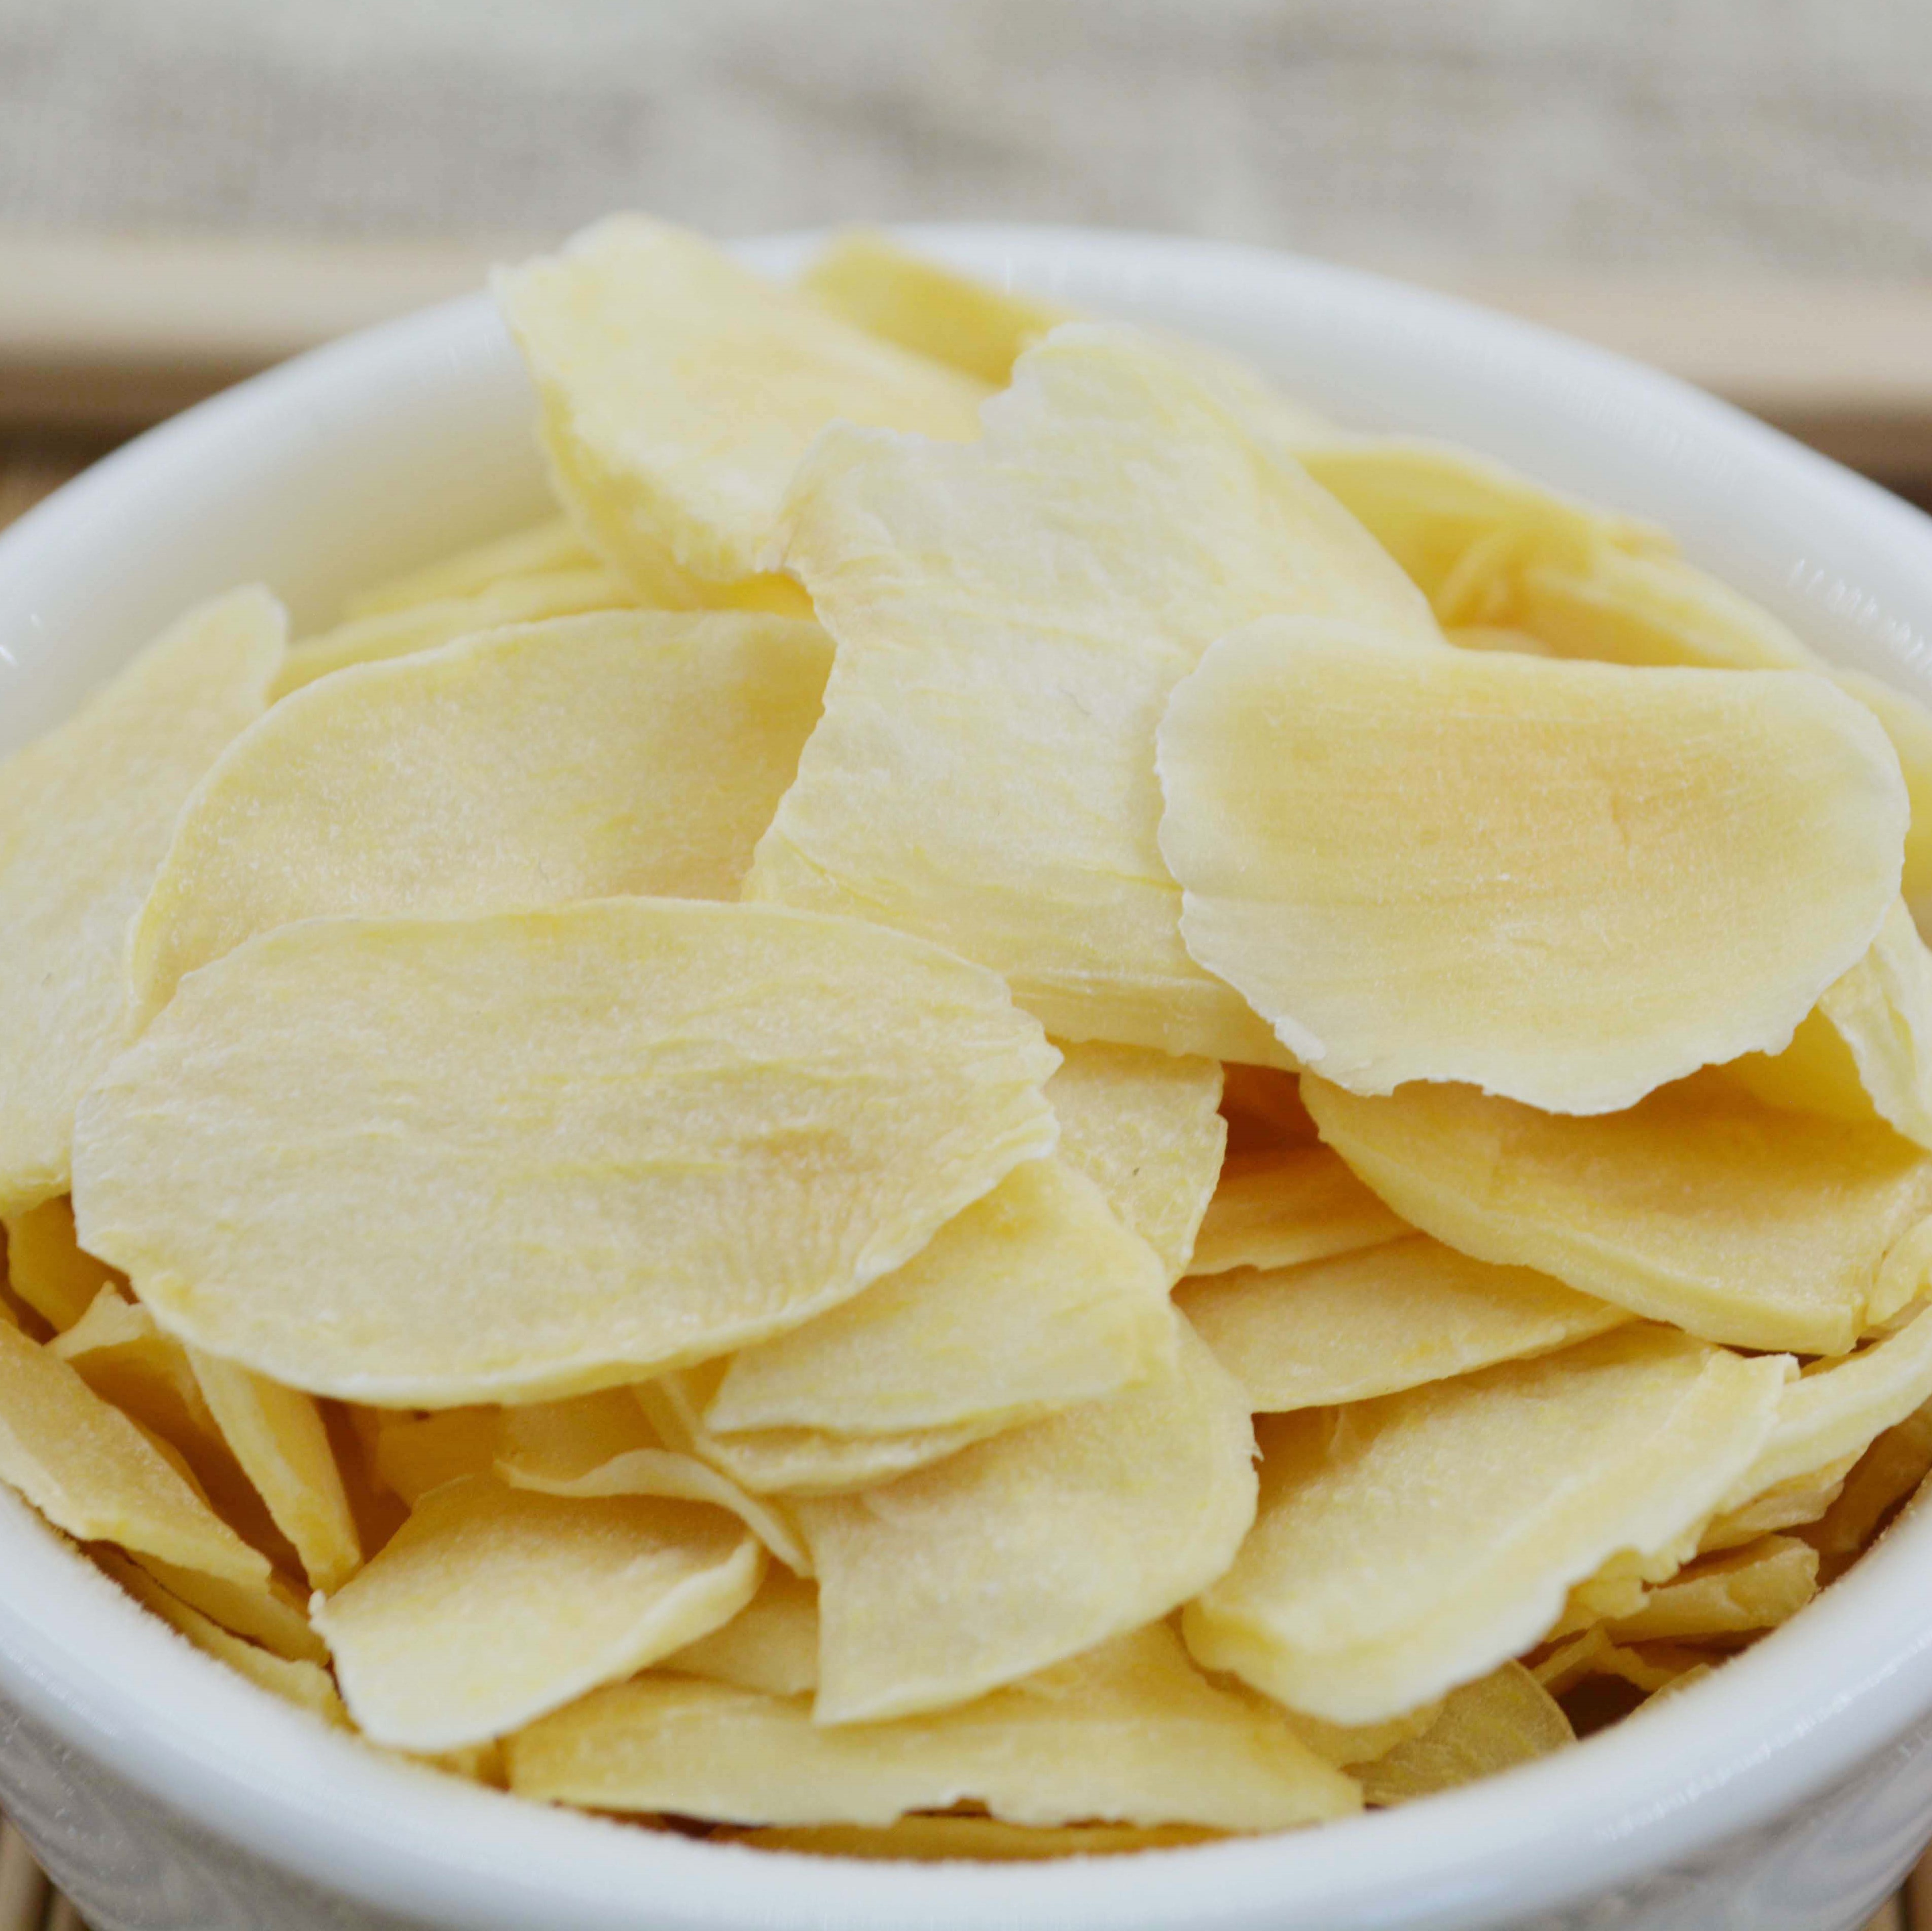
xmin=1349 ymin=1662 xmax=1573 ymax=1807
xmin=1 ymin=1196 xmax=123 ymax=1332
xmin=0 ymin=1322 xmax=270 ymax=1589
xmin=1044 ymin=1043 xmax=1226 ymax=1282
xmin=1718 ymin=1298 xmax=1932 ymax=1515
xmin=798 ymin=228 xmax=1076 ymax=387
xmin=1602 ymin=1534 xmax=1818 ymax=1646
xmin=507 ymin=1622 xmax=1357 ymax=1831
xmin=496 ymin=1390 xmax=811 ymax=1575
xmin=342 ymin=516 xmax=598 ymax=620
xmin=0 ymin=586 xmax=284 ymax=1217
xmin=188 ymin=1351 xmax=361 ymax=1592
xmin=796 ymin=1311 xmax=1256 ymax=1724
xmin=661 ymin=1567 xmax=822 ymax=1696
xmin=1183 ymin=1327 xmax=1788 ymax=1726
xmin=746 ymin=322 xmax=1438 ymax=1064
xmin=315 ymin=1475 xmax=762 ymax=1751
xmin=704 ymin=1160 xmax=1173 ymax=1438
xmin=1511 ymin=543 xmax=1932 ymax=910
xmin=75 ymin=901 xmax=1060 ymax=1404
xmin=1725 ymin=901 xmax=1932 ymax=1153
xmin=1158 ymin=621 xmax=1908 ymax=1115
xmin=1305 ymin=1070 xmax=1932 ymax=1356
xmin=131 ymin=610 xmax=834 ymax=1024
xmin=496 ymin=215 xmax=987 ymax=603
xmin=272 ymin=567 xmax=637 ymax=697
xmin=644 ymin=1363 xmax=1010 ymax=1498
xmin=1177 ymin=1234 xmax=1628 ymax=1413
xmin=1294 ymin=438 xmax=1669 ymax=625
xmin=1186 ymin=1144 xmax=1408 ymax=1278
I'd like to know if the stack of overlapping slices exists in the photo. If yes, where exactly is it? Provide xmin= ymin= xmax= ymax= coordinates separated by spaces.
xmin=5 ymin=218 xmax=1932 ymax=1860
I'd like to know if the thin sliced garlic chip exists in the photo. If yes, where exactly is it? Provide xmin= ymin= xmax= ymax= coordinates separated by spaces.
xmin=1304 ymin=1070 xmax=1932 ymax=1356
xmin=496 ymin=215 xmax=986 ymax=601
xmin=189 ymin=1351 xmax=361 ymax=1591
xmin=661 ymin=1566 xmax=821 ymax=1695
xmin=705 ymin=1160 xmax=1172 ymax=1438
xmin=1178 ymin=1234 xmax=1627 ymax=1413
xmin=1603 ymin=1534 xmax=1818 ymax=1645
xmin=314 ymin=1474 xmax=761 ymax=1750
xmin=799 ymin=229 xmax=1075 ymax=385
xmin=0 ymin=1323 xmax=269 ymax=1587
xmin=343 ymin=517 xmax=599 ymax=619
xmin=1184 ymin=1327 xmax=1787 ymax=1724
xmin=1725 ymin=901 xmax=1932 ymax=1152
xmin=1158 ymin=621 xmax=1907 ymax=1114
xmin=0 ymin=587 xmax=283 ymax=1215
xmin=132 ymin=610 xmax=833 ymax=1023
xmin=798 ymin=1311 xmax=1255 ymax=1724
xmin=746 ymin=323 xmax=1437 ymax=1063
xmin=1044 ymin=1043 xmax=1226 ymax=1282
xmin=76 ymin=902 xmax=1059 ymax=1404
xmin=508 ymin=1623 xmax=1357 ymax=1831
xmin=1719 ymin=1298 xmax=1932 ymax=1513
xmin=274 ymin=568 xmax=636 ymax=696
xmin=1186 ymin=1144 xmax=1407 ymax=1278
xmin=1350 ymin=1662 xmax=1572 ymax=1806
xmin=643 ymin=1366 xmax=1003 ymax=1499
xmin=2 ymin=1196 xmax=124 ymax=1333
xmin=1294 ymin=438 xmax=1667 ymax=623
xmin=496 ymin=1390 xmax=810 ymax=1575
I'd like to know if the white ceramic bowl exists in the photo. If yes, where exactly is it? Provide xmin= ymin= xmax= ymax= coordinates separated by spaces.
xmin=5 ymin=225 xmax=1932 ymax=1931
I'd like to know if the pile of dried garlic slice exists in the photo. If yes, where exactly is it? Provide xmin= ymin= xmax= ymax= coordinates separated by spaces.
xmin=4 ymin=217 xmax=1932 ymax=1861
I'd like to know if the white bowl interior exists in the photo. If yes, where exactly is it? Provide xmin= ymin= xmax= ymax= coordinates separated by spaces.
xmin=4 ymin=225 xmax=1932 ymax=1930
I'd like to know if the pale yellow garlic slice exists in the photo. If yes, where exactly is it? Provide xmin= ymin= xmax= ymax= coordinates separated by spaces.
xmin=1178 ymin=1234 xmax=1626 ymax=1412
xmin=1186 ymin=1144 xmax=1408 ymax=1278
xmin=497 ymin=215 xmax=986 ymax=600
xmin=76 ymin=902 xmax=1059 ymax=1405
xmin=1183 ymin=1326 xmax=1787 ymax=1724
xmin=1044 ymin=1042 xmax=1225 ymax=1281
xmin=314 ymin=1474 xmax=761 ymax=1750
xmin=797 ymin=1311 xmax=1254 ymax=1724
xmin=1158 ymin=622 xmax=1905 ymax=1114
xmin=0 ymin=586 xmax=283 ymax=1215
xmin=1304 ymin=1071 xmax=1932 ymax=1355
xmin=507 ymin=1623 xmax=1357 ymax=1831
xmin=705 ymin=1160 xmax=1172 ymax=1438
xmin=746 ymin=323 xmax=1437 ymax=1062
xmin=132 ymin=610 xmax=833 ymax=1023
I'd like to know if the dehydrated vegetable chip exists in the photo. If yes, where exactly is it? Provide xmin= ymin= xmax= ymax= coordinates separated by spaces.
xmin=798 ymin=1311 xmax=1255 ymax=1723
xmin=1350 ymin=1662 xmax=1572 ymax=1806
xmin=0 ymin=587 xmax=283 ymax=1215
xmin=497 ymin=215 xmax=987 ymax=601
xmin=799 ymin=229 xmax=1074 ymax=386
xmin=704 ymin=1160 xmax=1172 ymax=1438
xmin=189 ymin=1350 xmax=360 ymax=1592
xmin=1186 ymin=1144 xmax=1407 ymax=1278
xmin=343 ymin=516 xmax=598 ymax=619
xmin=132 ymin=611 xmax=833 ymax=1021
xmin=661 ymin=1566 xmax=821 ymax=1695
xmin=508 ymin=1623 xmax=1356 ymax=1830
xmin=746 ymin=323 xmax=1437 ymax=1062
xmin=1184 ymin=1327 xmax=1787 ymax=1723
xmin=75 ymin=901 xmax=1059 ymax=1404
xmin=1305 ymin=1070 xmax=1932 ymax=1356
xmin=1044 ymin=1043 xmax=1225 ymax=1281
xmin=0 ymin=1322 xmax=269 ymax=1586
xmin=1178 ymin=1234 xmax=1627 ymax=1413
xmin=3 ymin=1196 xmax=124 ymax=1333
xmin=314 ymin=1474 xmax=761 ymax=1750
xmin=1158 ymin=622 xmax=1907 ymax=1113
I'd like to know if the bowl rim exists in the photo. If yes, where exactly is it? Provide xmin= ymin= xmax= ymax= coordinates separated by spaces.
xmin=4 ymin=221 xmax=1932 ymax=1931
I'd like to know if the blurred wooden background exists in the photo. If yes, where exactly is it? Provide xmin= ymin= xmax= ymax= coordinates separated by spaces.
xmin=5 ymin=1 xmax=1932 ymax=1923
